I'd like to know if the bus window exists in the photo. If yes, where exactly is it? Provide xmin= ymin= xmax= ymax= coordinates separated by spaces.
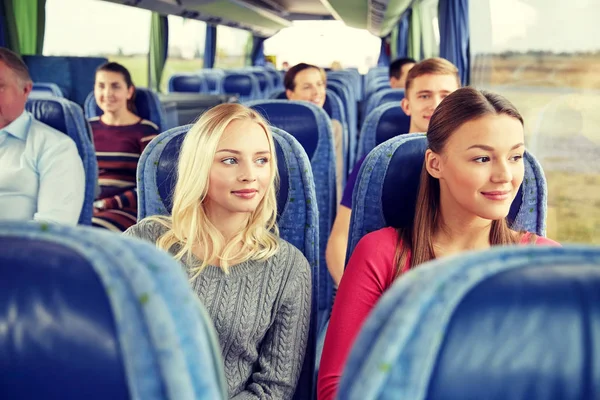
xmin=263 ymin=21 xmax=380 ymax=72
xmin=44 ymin=0 xmax=151 ymax=87
xmin=215 ymin=25 xmax=251 ymax=68
xmin=161 ymin=16 xmax=206 ymax=92
xmin=471 ymin=0 xmax=600 ymax=244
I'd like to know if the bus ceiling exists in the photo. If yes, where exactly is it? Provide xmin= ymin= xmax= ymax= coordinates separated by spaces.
xmin=100 ymin=0 xmax=414 ymax=38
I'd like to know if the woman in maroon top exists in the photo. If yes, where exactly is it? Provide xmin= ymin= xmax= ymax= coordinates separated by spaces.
xmin=89 ymin=62 xmax=158 ymax=232
xmin=317 ymin=88 xmax=559 ymax=400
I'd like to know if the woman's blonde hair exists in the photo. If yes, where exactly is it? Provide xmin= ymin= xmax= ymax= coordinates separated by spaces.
xmin=395 ymin=87 xmax=532 ymax=277
xmin=149 ymin=103 xmax=280 ymax=279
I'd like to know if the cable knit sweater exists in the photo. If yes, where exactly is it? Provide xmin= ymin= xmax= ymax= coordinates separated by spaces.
xmin=124 ymin=218 xmax=312 ymax=399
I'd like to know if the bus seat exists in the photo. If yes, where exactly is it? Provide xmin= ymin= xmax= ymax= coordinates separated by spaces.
xmin=338 ymin=245 xmax=600 ymax=400
xmin=25 ymin=97 xmax=98 ymax=226
xmin=0 ymin=221 xmax=227 ymax=400
xmin=327 ymin=80 xmax=357 ymax=167
xmin=30 ymin=82 xmax=64 ymax=98
xmin=356 ymin=102 xmax=411 ymax=160
xmin=136 ymin=125 xmax=319 ymax=400
xmin=269 ymin=90 xmax=287 ymax=99
xmin=84 ymin=88 xmax=168 ymax=132
xmin=323 ymin=90 xmax=349 ymax=178
xmin=246 ymin=100 xmax=336 ymax=331
xmin=198 ymin=69 xmax=225 ymax=94
xmin=347 ymin=133 xmax=547 ymax=262
xmin=167 ymin=73 xmax=207 ymax=93
xmin=364 ymin=88 xmax=405 ymax=120
xmin=222 ymin=73 xmax=261 ymax=101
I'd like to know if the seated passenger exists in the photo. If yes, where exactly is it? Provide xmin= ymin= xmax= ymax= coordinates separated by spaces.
xmin=124 ymin=104 xmax=311 ymax=399
xmin=89 ymin=62 xmax=158 ymax=232
xmin=284 ymin=62 xmax=344 ymax=202
xmin=317 ymin=88 xmax=560 ymax=400
xmin=0 ymin=48 xmax=84 ymax=225
xmin=326 ymin=57 xmax=460 ymax=286
xmin=388 ymin=57 xmax=416 ymax=89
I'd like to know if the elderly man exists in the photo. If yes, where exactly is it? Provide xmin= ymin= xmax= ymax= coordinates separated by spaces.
xmin=0 ymin=48 xmax=84 ymax=225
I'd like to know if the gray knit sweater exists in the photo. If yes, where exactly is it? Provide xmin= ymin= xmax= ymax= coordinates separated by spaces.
xmin=124 ymin=219 xmax=311 ymax=399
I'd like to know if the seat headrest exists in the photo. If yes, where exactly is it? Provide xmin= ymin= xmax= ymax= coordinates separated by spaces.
xmin=222 ymin=74 xmax=255 ymax=96
xmin=168 ymin=74 xmax=204 ymax=93
xmin=357 ymin=102 xmax=411 ymax=159
xmin=31 ymin=82 xmax=64 ymax=98
xmin=339 ymin=245 xmax=600 ymax=400
xmin=0 ymin=222 xmax=227 ymax=399
xmin=349 ymin=134 xmax=546 ymax=259
xmin=246 ymin=100 xmax=330 ymax=160
xmin=84 ymin=88 xmax=166 ymax=131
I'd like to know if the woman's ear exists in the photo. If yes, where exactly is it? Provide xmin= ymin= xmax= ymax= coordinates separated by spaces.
xmin=425 ymin=149 xmax=443 ymax=179
xmin=127 ymin=86 xmax=135 ymax=100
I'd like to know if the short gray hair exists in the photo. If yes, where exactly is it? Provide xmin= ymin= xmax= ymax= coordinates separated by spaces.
xmin=0 ymin=48 xmax=32 ymax=84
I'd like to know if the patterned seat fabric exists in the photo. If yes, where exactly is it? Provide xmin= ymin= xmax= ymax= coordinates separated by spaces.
xmin=339 ymin=245 xmax=600 ymax=400
xmin=0 ymin=221 xmax=227 ymax=400
xmin=356 ymin=102 xmax=411 ymax=161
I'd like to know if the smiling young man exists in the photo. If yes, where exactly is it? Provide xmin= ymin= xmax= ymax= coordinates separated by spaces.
xmin=401 ymin=57 xmax=461 ymax=133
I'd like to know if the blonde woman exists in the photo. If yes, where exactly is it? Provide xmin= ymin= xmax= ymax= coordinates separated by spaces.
xmin=124 ymin=103 xmax=311 ymax=399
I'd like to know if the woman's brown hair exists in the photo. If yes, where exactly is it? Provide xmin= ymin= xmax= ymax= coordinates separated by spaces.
xmin=395 ymin=87 xmax=530 ymax=276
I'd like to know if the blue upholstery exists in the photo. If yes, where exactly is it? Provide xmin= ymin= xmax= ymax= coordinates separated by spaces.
xmin=23 ymin=56 xmax=108 ymax=106
xmin=0 ymin=221 xmax=226 ymax=400
xmin=323 ymin=90 xmax=349 ymax=178
xmin=31 ymin=82 xmax=64 ymax=98
xmin=136 ymin=125 xmax=319 ymax=400
xmin=348 ymin=133 xmax=547 ymax=261
xmin=198 ymin=69 xmax=225 ymax=94
xmin=246 ymin=100 xmax=336 ymax=327
xmin=222 ymin=73 xmax=260 ymax=101
xmin=364 ymin=88 xmax=405 ymax=119
xmin=356 ymin=102 xmax=411 ymax=160
xmin=84 ymin=88 xmax=167 ymax=132
xmin=327 ymin=80 xmax=357 ymax=167
xmin=270 ymin=90 xmax=287 ymax=99
xmin=168 ymin=73 xmax=206 ymax=93
xmin=339 ymin=245 xmax=600 ymax=400
xmin=25 ymin=97 xmax=98 ymax=225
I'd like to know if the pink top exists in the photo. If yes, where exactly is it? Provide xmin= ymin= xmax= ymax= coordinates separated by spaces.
xmin=317 ymin=227 xmax=559 ymax=400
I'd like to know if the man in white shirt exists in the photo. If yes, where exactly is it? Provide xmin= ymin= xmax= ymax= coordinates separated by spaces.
xmin=0 ymin=48 xmax=84 ymax=225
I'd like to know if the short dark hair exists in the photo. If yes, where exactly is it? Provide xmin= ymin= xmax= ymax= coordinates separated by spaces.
xmin=95 ymin=61 xmax=137 ymax=113
xmin=0 ymin=47 xmax=32 ymax=84
xmin=283 ymin=63 xmax=325 ymax=91
xmin=389 ymin=57 xmax=416 ymax=79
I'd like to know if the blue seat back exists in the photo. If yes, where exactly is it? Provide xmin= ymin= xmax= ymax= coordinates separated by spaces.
xmin=31 ymin=82 xmax=64 ymax=98
xmin=364 ymin=88 xmax=405 ymax=119
xmin=339 ymin=245 xmax=600 ymax=400
xmin=198 ymin=69 xmax=225 ymax=94
xmin=168 ymin=74 xmax=206 ymax=93
xmin=323 ymin=90 xmax=349 ymax=178
xmin=23 ymin=56 xmax=107 ymax=106
xmin=357 ymin=102 xmax=411 ymax=160
xmin=327 ymin=80 xmax=358 ymax=167
xmin=136 ymin=125 xmax=319 ymax=400
xmin=222 ymin=73 xmax=260 ymax=101
xmin=348 ymin=133 xmax=547 ymax=260
xmin=245 ymin=101 xmax=336 ymax=321
xmin=25 ymin=97 xmax=98 ymax=225
xmin=0 ymin=221 xmax=227 ymax=400
xmin=84 ymin=88 xmax=167 ymax=132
